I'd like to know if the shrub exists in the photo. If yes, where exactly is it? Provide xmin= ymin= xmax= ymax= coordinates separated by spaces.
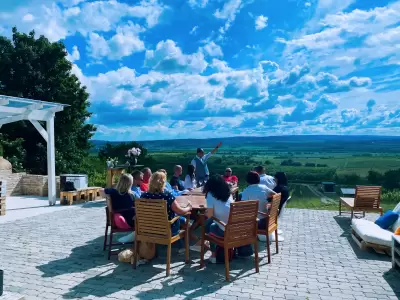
xmin=381 ymin=190 xmax=400 ymax=205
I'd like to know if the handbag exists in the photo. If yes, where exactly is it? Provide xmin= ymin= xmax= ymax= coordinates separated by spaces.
xmin=138 ymin=242 xmax=156 ymax=260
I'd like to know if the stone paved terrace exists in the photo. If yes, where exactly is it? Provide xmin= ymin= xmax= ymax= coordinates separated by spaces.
xmin=0 ymin=199 xmax=399 ymax=300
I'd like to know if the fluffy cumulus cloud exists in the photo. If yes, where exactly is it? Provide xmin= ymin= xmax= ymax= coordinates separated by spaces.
xmin=2 ymin=0 xmax=400 ymax=140
xmin=145 ymin=40 xmax=208 ymax=73
xmin=255 ymin=15 xmax=268 ymax=30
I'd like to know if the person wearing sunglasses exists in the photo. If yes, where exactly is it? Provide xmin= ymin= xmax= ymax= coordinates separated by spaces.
xmin=222 ymin=168 xmax=238 ymax=186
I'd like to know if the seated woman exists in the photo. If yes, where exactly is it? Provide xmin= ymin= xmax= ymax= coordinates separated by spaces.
xmin=203 ymin=175 xmax=234 ymax=263
xmin=100 ymin=174 xmax=135 ymax=227
xmin=222 ymin=168 xmax=238 ymax=186
xmin=241 ymin=171 xmax=275 ymax=229
xmin=184 ymin=164 xmax=197 ymax=190
xmin=273 ymin=172 xmax=289 ymax=214
xmin=141 ymin=171 xmax=192 ymax=235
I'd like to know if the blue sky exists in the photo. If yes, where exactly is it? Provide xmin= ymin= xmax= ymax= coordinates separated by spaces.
xmin=1 ymin=0 xmax=399 ymax=141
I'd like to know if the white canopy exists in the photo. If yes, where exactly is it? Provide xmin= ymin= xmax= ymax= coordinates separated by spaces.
xmin=0 ymin=95 xmax=66 ymax=205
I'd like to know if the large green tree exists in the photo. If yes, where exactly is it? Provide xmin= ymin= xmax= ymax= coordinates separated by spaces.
xmin=0 ymin=28 xmax=96 ymax=174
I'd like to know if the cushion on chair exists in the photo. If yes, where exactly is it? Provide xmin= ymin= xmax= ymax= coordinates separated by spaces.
xmin=352 ymin=219 xmax=394 ymax=247
xmin=375 ymin=210 xmax=399 ymax=229
xmin=113 ymin=213 xmax=131 ymax=229
xmin=395 ymin=226 xmax=400 ymax=235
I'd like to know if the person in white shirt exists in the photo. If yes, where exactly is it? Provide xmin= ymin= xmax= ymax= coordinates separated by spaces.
xmin=183 ymin=164 xmax=197 ymax=189
xmin=253 ymin=165 xmax=276 ymax=190
xmin=241 ymin=171 xmax=276 ymax=229
xmin=203 ymin=175 xmax=233 ymax=263
xmin=191 ymin=142 xmax=222 ymax=186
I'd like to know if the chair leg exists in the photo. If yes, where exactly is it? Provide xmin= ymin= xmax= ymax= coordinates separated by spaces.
xmin=103 ymin=224 xmax=108 ymax=251
xmin=350 ymin=209 xmax=354 ymax=220
xmin=266 ymin=233 xmax=271 ymax=264
xmin=363 ymin=211 xmax=366 ymax=218
xmin=254 ymin=240 xmax=259 ymax=273
xmin=224 ymin=247 xmax=230 ymax=281
xmin=185 ymin=228 xmax=190 ymax=264
xmin=132 ymin=239 xmax=138 ymax=269
xmin=108 ymin=231 xmax=113 ymax=260
xmin=200 ymin=214 xmax=206 ymax=269
xmin=339 ymin=200 xmax=342 ymax=215
xmin=275 ymin=230 xmax=279 ymax=253
xmin=166 ymin=243 xmax=172 ymax=277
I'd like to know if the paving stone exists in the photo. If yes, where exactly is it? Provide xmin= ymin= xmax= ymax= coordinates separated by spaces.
xmin=0 ymin=206 xmax=399 ymax=299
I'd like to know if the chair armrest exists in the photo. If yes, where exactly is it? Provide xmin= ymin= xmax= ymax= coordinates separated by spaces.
xmin=211 ymin=216 xmax=226 ymax=228
xmin=258 ymin=211 xmax=268 ymax=217
xmin=169 ymin=216 xmax=181 ymax=224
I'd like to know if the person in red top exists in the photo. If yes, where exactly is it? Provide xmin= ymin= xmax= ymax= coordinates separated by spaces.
xmin=140 ymin=167 xmax=152 ymax=192
xmin=222 ymin=168 xmax=238 ymax=186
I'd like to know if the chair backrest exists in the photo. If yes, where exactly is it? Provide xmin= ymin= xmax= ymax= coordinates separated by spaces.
xmin=105 ymin=196 xmax=115 ymax=227
xmin=225 ymin=200 xmax=259 ymax=247
xmin=354 ymin=186 xmax=381 ymax=209
xmin=135 ymin=198 xmax=171 ymax=239
xmin=268 ymin=193 xmax=281 ymax=231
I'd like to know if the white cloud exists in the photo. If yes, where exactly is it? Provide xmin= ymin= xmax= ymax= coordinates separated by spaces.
xmin=190 ymin=26 xmax=198 ymax=35
xmin=22 ymin=14 xmax=34 ymax=22
xmin=87 ymin=22 xmax=145 ymax=60
xmin=278 ymin=28 xmax=344 ymax=50
xmin=67 ymin=45 xmax=80 ymax=62
xmin=201 ymin=41 xmax=223 ymax=57
xmin=214 ymin=0 xmax=244 ymax=34
xmin=210 ymin=59 xmax=232 ymax=72
xmin=145 ymin=40 xmax=208 ymax=74
xmin=255 ymin=15 xmax=268 ymax=30
xmin=0 ymin=0 xmax=167 ymax=42
xmin=188 ymin=0 xmax=209 ymax=8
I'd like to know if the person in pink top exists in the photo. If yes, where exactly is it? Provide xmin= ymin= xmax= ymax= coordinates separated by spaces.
xmin=222 ymin=168 xmax=238 ymax=186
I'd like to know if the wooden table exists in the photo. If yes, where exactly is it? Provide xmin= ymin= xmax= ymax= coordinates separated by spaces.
xmin=176 ymin=195 xmax=208 ymax=245
xmin=184 ymin=185 xmax=239 ymax=201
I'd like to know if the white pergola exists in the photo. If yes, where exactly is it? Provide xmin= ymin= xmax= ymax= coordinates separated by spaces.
xmin=0 ymin=95 xmax=67 ymax=206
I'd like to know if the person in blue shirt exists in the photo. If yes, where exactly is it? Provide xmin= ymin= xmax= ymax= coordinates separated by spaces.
xmin=130 ymin=170 xmax=143 ymax=198
xmin=158 ymin=169 xmax=187 ymax=196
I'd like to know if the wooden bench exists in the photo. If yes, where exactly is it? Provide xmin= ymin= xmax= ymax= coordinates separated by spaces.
xmin=60 ymin=187 xmax=102 ymax=205
xmin=339 ymin=185 xmax=383 ymax=219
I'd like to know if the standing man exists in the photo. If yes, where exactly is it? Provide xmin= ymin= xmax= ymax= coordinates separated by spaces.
xmin=191 ymin=142 xmax=222 ymax=186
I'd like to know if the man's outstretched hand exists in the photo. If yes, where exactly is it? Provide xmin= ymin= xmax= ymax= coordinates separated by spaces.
xmin=217 ymin=142 xmax=222 ymax=148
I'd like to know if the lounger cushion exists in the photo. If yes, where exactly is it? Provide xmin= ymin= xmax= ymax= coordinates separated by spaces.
xmin=375 ymin=210 xmax=399 ymax=229
xmin=352 ymin=219 xmax=394 ymax=247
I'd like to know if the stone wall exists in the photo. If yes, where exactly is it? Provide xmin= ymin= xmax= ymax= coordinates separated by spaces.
xmin=21 ymin=175 xmax=60 ymax=197
xmin=0 ymin=173 xmax=60 ymax=197
xmin=0 ymin=172 xmax=25 ymax=196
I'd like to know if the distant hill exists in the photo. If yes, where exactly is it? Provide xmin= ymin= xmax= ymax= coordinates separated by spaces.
xmin=90 ymin=135 xmax=400 ymax=154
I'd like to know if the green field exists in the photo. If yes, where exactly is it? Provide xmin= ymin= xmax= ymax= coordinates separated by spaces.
xmin=89 ymin=136 xmax=400 ymax=211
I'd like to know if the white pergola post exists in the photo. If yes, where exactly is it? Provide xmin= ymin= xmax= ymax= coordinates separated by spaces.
xmin=0 ymin=95 xmax=66 ymax=206
xmin=46 ymin=115 xmax=56 ymax=206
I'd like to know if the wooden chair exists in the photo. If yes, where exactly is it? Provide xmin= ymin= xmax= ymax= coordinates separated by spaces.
xmin=257 ymin=193 xmax=281 ymax=264
xmin=200 ymin=200 xmax=259 ymax=281
xmin=339 ymin=186 xmax=383 ymax=219
xmin=103 ymin=197 xmax=135 ymax=260
xmin=132 ymin=199 xmax=190 ymax=276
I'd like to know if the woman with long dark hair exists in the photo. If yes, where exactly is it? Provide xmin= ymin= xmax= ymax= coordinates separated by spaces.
xmin=202 ymin=175 xmax=234 ymax=263
xmin=273 ymin=172 xmax=289 ymax=213
xmin=184 ymin=164 xmax=196 ymax=189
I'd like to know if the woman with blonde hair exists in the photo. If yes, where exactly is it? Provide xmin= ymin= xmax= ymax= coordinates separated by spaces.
xmin=141 ymin=171 xmax=192 ymax=235
xmin=100 ymin=174 xmax=135 ymax=227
